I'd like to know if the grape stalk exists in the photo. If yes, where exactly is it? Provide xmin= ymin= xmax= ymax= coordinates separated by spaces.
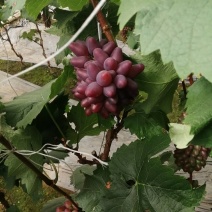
xmin=69 ymin=37 xmax=145 ymax=118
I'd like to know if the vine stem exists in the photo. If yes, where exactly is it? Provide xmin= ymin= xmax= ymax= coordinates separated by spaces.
xmin=90 ymin=0 xmax=115 ymax=42
xmin=0 ymin=191 xmax=10 ymax=209
xmin=0 ymin=134 xmax=78 ymax=209
xmin=35 ymin=23 xmax=51 ymax=68
xmin=3 ymin=26 xmax=24 ymax=65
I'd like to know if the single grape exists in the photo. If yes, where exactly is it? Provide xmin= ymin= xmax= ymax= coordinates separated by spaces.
xmin=100 ymin=107 xmax=110 ymax=118
xmin=100 ymin=39 xmax=108 ymax=47
xmin=85 ymin=82 xmax=103 ymax=97
xmin=81 ymin=98 xmax=91 ymax=107
xmin=85 ymin=77 xmax=94 ymax=84
xmin=75 ymin=82 xmax=87 ymax=95
xmin=111 ymin=47 xmax=123 ymax=63
xmin=96 ymin=71 xmax=113 ymax=87
xmin=104 ymin=100 xmax=117 ymax=114
xmin=103 ymin=83 xmax=116 ymax=97
xmin=93 ymin=48 xmax=109 ymax=65
xmin=102 ymin=41 xmax=117 ymax=55
xmin=128 ymin=64 xmax=145 ymax=78
xmin=76 ymin=69 xmax=88 ymax=81
xmin=107 ymin=96 xmax=118 ymax=104
xmin=86 ymin=37 xmax=101 ymax=54
xmin=87 ymin=95 xmax=104 ymax=104
xmin=114 ymin=75 xmax=127 ymax=88
xmin=103 ymin=57 xmax=118 ymax=71
xmin=74 ymin=92 xmax=86 ymax=100
xmin=86 ymin=62 xmax=101 ymax=80
xmin=91 ymin=102 xmax=103 ymax=113
xmin=70 ymin=56 xmax=89 ymax=68
xmin=84 ymin=107 xmax=92 ymax=116
xmin=116 ymin=60 xmax=132 ymax=76
xmin=56 ymin=206 xmax=66 ymax=212
xmin=69 ymin=41 xmax=89 ymax=56
xmin=126 ymin=78 xmax=139 ymax=97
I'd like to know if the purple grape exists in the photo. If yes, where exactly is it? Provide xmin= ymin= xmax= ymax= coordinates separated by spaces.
xmin=93 ymin=48 xmax=109 ymax=65
xmin=104 ymin=100 xmax=117 ymax=114
xmin=76 ymin=68 xmax=88 ymax=81
xmin=103 ymin=57 xmax=118 ymax=71
xmin=127 ymin=78 xmax=139 ymax=98
xmin=128 ymin=64 xmax=145 ymax=78
xmin=102 ymin=41 xmax=117 ymax=55
xmin=88 ymin=95 xmax=104 ymax=104
xmin=96 ymin=70 xmax=113 ymax=87
xmin=91 ymin=102 xmax=103 ymax=113
xmin=70 ymin=56 xmax=89 ymax=68
xmin=75 ymin=82 xmax=87 ymax=95
xmin=103 ymin=83 xmax=116 ymax=97
xmin=111 ymin=47 xmax=123 ymax=63
xmin=86 ymin=37 xmax=101 ymax=54
xmin=86 ymin=62 xmax=101 ymax=80
xmin=85 ymin=77 xmax=94 ymax=84
xmin=81 ymin=98 xmax=91 ymax=107
xmin=116 ymin=60 xmax=132 ymax=76
xmin=85 ymin=82 xmax=103 ymax=97
xmin=85 ymin=107 xmax=93 ymax=116
xmin=114 ymin=75 xmax=127 ymax=88
xmin=107 ymin=96 xmax=118 ymax=104
xmin=69 ymin=41 xmax=89 ymax=56
xmin=74 ymin=92 xmax=86 ymax=100
xmin=100 ymin=39 xmax=108 ymax=47
xmin=100 ymin=107 xmax=109 ymax=118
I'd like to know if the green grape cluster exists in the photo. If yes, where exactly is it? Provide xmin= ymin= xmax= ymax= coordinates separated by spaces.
xmin=174 ymin=145 xmax=211 ymax=173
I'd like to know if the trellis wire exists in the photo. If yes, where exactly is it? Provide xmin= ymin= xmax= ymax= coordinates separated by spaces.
xmin=0 ymin=0 xmax=106 ymax=84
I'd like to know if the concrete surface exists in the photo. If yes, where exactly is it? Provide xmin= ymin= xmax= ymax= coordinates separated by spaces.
xmin=0 ymin=22 xmax=211 ymax=211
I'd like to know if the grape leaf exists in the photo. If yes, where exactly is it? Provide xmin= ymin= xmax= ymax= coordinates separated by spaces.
xmin=124 ymin=105 xmax=169 ymax=139
xmin=190 ymin=122 xmax=212 ymax=148
xmin=0 ymin=118 xmax=43 ymax=201
xmin=169 ymin=123 xmax=194 ymax=149
xmin=74 ymin=166 xmax=110 ymax=212
xmin=25 ymin=0 xmax=51 ymax=20
xmin=71 ymin=165 xmax=96 ymax=190
xmin=133 ymin=51 xmax=179 ymax=114
xmin=57 ymin=0 xmax=88 ymax=11
xmin=41 ymin=196 xmax=66 ymax=212
xmin=67 ymin=104 xmax=104 ymax=143
xmin=183 ymin=77 xmax=212 ymax=134
xmin=101 ymin=137 xmax=205 ymax=212
xmin=4 ymin=69 xmax=72 ymax=128
xmin=119 ymin=0 xmax=212 ymax=82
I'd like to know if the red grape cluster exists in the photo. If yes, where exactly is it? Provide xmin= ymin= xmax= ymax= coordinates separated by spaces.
xmin=56 ymin=200 xmax=78 ymax=212
xmin=174 ymin=145 xmax=211 ymax=173
xmin=69 ymin=37 xmax=144 ymax=118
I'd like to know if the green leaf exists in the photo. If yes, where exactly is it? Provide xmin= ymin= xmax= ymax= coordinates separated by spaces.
xmin=119 ymin=0 xmax=212 ymax=82
xmin=124 ymin=106 xmax=169 ymax=139
xmin=25 ymin=0 xmax=51 ymax=20
xmin=1 ymin=0 xmax=26 ymax=20
xmin=101 ymin=138 xmax=205 ymax=212
xmin=57 ymin=0 xmax=89 ymax=11
xmin=41 ymin=196 xmax=66 ymax=212
xmin=71 ymin=165 xmax=96 ymax=190
xmin=190 ymin=123 xmax=212 ymax=148
xmin=183 ymin=77 xmax=212 ymax=134
xmin=20 ymin=29 xmax=38 ymax=41
xmin=4 ymin=81 xmax=54 ymax=128
xmin=45 ymin=148 xmax=69 ymax=163
xmin=4 ymin=69 xmax=72 ymax=128
xmin=169 ymin=123 xmax=194 ymax=149
xmin=133 ymin=51 xmax=179 ymax=114
xmin=0 ymin=118 xmax=43 ymax=201
xmin=67 ymin=104 xmax=103 ymax=143
xmin=74 ymin=166 xmax=111 ymax=212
